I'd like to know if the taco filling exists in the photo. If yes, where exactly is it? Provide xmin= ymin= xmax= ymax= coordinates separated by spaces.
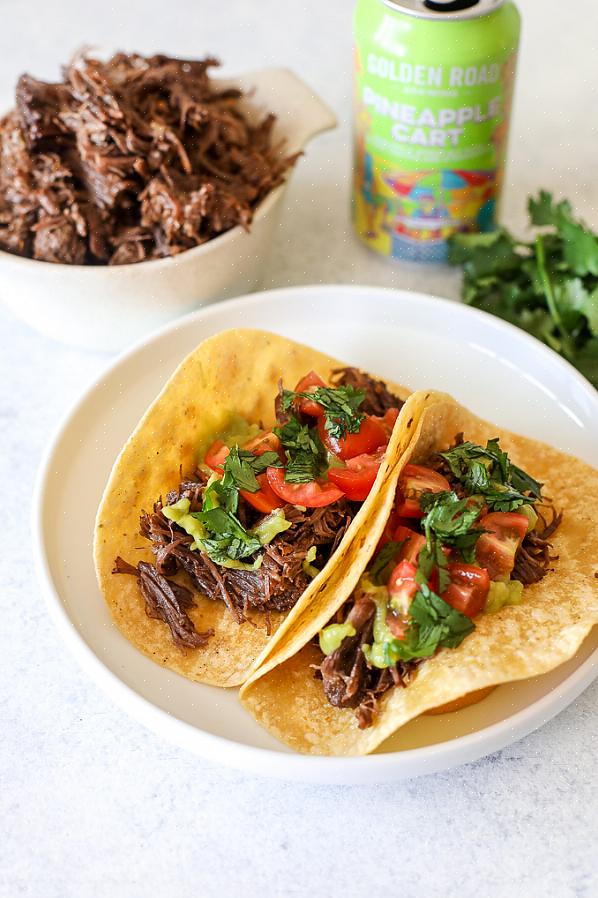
xmin=114 ymin=366 xmax=405 ymax=648
xmin=316 ymin=434 xmax=562 ymax=729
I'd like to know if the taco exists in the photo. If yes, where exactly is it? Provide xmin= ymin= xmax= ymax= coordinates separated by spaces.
xmin=240 ymin=393 xmax=598 ymax=755
xmin=94 ymin=329 xmax=427 ymax=687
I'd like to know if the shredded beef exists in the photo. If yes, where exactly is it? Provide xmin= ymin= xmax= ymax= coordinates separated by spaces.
xmin=331 ymin=366 xmax=404 ymax=417
xmin=317 ymin=594 xmax=418 ymax=729
xmin=513 ymin=505 xmax=562 ymax=585
xmin=113 ymin=556 xmax=214 ymax=649
xmin=139 ymin=491 xmax=356 ymax=623
xmin=0 ymin=51 xmax=298 ymax=264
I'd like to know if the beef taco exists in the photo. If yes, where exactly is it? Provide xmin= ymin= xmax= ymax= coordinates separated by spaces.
xmin=240 ymin=393 xmax=598 ymax=755
xmin=94 ymin=329 xmax=427 ymax=686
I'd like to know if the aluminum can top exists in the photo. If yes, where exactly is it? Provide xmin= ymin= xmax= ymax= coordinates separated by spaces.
xmin=381 ymin=0 xmax=505 ymax=21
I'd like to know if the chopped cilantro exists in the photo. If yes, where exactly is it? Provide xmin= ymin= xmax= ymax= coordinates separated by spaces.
xmin=419 ymin=490 xmax=486 ymax=563
xmin=220 ymin=445 xmax=282 ymax=493
xmin=439 ymin=438 xmax=542 ymax=510
xmin=378 ymin=583 xmax=474 ymax=664
xmin=274 ymin=414 xmax=328 ymax=484
xmin=369 ymin=540 xmax=406 ymax=585
xmin=194 ymin=506 xmax=262 ymax=562
xmin=282 ymin=384 xmax=366 ymax=440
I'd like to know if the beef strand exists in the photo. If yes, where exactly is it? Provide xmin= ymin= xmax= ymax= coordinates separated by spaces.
xmin=331 ymin=366 xmax=404 ymax=417
xmin=513 ymin=505 xmax=563 ymax=585
xmin=318 ymin=594 xmax=418 ymax=729
xmin=139 ymin=494 xmax=356 ymax=622
xmin=113 ymin=556 xmax=214 ymax=649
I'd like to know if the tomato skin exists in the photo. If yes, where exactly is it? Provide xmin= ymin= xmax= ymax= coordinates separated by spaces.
xmin=243 ymin=430 xmax=282 ymax=457
xmin=475 ymin=512 xmax=529 ymax=581
xmin=393 ymin=525 xmax=426 ymax=564
xmin=442 ymin=563 xmax=490 ymax=618
xmin=373 ymin=407 xmax=400 ymax=438
xmin=293 ymin=371 xmax=327 ymax=417
xmin=318 ymin=415 xmax=387 ymax=460
xmin=388 ymin=559 xmax=419 ymax=613
xmin=266 ymin=466 xmax=344 ymax=508
xmin=240 ymin=473 xmax=284 ymax=514
xmin=396 ymin=465 xmax=451 ymax=518
xmin=327 ymin=452 xmax=381 ymax=501
xmin=205 ymin=440 xmax=230 ymax=471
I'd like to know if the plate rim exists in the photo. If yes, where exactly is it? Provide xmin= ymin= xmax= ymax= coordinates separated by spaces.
xmin=32 ymin=283 xmax=598 ymax=782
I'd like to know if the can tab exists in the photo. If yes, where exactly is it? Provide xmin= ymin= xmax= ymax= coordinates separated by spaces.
xmin=424 ymin=0 xmax=479 ymax=11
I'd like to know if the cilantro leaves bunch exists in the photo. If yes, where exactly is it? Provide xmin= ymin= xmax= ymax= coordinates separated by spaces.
xmin=281 ymin=385 xmax=365 ymax=440
xmin=448 ymin=191 xmax=598 ymax=388
xmin=391 ymin=584 xmax=475 ymax=661
xmin=191 ymin=446 xmax=286 ymax=566
xmin=275 ymin=383 xmax=366 ymax=484
xmin=273 ymin=416 xmax=328 ymax=484
xmin=439 ymin=438 xmax=542 ymax=511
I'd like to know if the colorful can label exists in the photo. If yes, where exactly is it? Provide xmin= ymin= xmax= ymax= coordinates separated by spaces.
xmin=352 ymin=0 xmax=521 ymax=262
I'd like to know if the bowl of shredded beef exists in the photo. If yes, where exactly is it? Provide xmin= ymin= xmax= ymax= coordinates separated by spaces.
xmin=0 ymin=51 xmax=335 ymax=350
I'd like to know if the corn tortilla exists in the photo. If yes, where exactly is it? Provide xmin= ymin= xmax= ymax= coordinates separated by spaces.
xmin=94 ymin=329 xmax=423 ymax=687
xmin=240 ymin=394 xmax=598 ymax=755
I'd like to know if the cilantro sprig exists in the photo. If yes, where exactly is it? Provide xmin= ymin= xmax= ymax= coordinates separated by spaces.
xmin=383 ymin=581 xmax=474 ymax=664
xmin=189 ymin=444 xmax=286 ymax=567
xmin=274 ymin=415 xmax=328 ymax=484
xmin=282 ymin=384 xmax=366 ymax=440
xmin=369 ymin=540 xmax=406 ymax=585
xmin=439 ymin=438 xmax=542 ymax=511
xmin=448 ymin=190 xmax=598 ymax=389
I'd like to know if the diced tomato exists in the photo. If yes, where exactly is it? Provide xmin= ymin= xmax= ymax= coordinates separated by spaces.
xmin=475 ymin=511 xmax=529 ymax=581
xmin=240 ymin=472 xmax=284 ymax=514
xmin=393 ymin=525 xmax=426 ymax=564
xmin=266 ymin=466 xmax=344 ymax=508
xmin=373 ymin=407 xmax=400 ymax=437
xmin=243 ymin=430 xmax=282 ymax=457
xmin=204 ymin=440 xmax=230 ymax=471
xmin=388 ymin=559 xmax=419 ymax=613
xmin=318 ymin=414 xmax=387 ymax=460
xmin=376 ymin=509 xmax=401 ymax=552
xmin=442 ymin=563 xmax=490 ymax=618
xmin=293 ymin=371 xmax=327 ymax=417
xmin=383 ymin=407 xmax=400 ymax=430
xmin=395 ymin=464 xmax=451 ymax=518
xmin=327 ymin=452 xmax=381 ymax=501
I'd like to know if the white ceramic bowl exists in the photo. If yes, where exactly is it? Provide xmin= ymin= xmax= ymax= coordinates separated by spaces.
xmin=0 ymin=68 xmax=336 ymax=352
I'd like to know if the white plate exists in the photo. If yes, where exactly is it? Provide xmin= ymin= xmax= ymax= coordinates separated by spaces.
xmin=33 ymin=285 xmax=598 ymax=785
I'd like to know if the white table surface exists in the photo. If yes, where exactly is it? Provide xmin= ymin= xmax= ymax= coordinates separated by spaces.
xmin=2 ymin=1 xmax=598 ymax=895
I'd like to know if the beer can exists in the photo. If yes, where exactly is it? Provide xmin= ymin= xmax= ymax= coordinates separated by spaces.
xmin=352 ymin=0 xmax=521 ymax=262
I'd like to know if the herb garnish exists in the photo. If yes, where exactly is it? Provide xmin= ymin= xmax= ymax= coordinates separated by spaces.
xmin=439 ymin=438 xmax=542 ymax=510
xmin=274 ymin=415 xmax=328 ymax=484
xmin=383 ymin=582 xmax=474 ymax=663
xmin=418 ymin=489 xmax=486 ymax=571
xmin=220 ymin=445 xmax=282 ymax=494
xmin=369 ymin=540 xmax=406 ymax=585
xmin=448 ymin=190 xmax=598 ymax=388
xmin=178 ymin=444 xmax=288 ymax=567
xmin=282 ymin=384 xmax=366 ymax=440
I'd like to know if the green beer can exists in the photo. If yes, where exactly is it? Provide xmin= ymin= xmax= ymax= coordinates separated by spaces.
xmin=352 ymin=0 xmax=521 ymax=262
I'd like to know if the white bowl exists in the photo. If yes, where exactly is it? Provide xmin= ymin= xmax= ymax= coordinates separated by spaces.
xmin=0 ymin=68 xmax=336 ymax=352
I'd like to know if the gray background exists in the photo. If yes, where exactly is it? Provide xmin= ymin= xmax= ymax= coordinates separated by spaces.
xmin=2 ymin=1 xmax=597 ymax=896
